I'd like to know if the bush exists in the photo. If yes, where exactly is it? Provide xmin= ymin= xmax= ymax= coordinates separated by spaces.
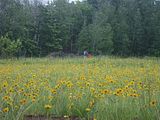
xmin=0 ymin=35 xmax=22 ymax=58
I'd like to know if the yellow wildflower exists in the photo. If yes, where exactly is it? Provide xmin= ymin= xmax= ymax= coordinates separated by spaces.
xmin=150 ymin=100 xmax=157 ymax=107
xmin=3 ymin=107 xmax=9 ymax=113
xmin=86 ymin=108 xmax=91 ymax=112
xmin=2 ymin=96 xmax=10 ymax=101
xmin=51 ymin=89 xmax=56 ymax=94
xmin=20 ymin=99 xmax=27 ymax=105
xmin=44 ymin=104 xmax=52 ymax=109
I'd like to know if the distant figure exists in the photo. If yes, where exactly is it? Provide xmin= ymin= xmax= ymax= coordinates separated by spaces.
xmin=84 ymin=50 xmax=88 ymax=57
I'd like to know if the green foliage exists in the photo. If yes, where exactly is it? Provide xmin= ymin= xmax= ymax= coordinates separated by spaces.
xmin=77 ymin=26 xmax=91 ymax=53
xmin=78 ymin=24 xmax=113 ymax=55
xmin=0 ymin=0 xmax=160 ymax=57
xmin=21 ymin=39 xmax=39 ymax=57
xmin=0 ymin=35 xmax=22 ymax=58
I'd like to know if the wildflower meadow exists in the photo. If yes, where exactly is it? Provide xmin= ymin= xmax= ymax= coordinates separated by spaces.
xmin=0 ymin=57 xmax=159 ymax=120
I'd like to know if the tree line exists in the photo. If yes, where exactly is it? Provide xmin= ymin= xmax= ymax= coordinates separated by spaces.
xmin=0 ymin=0 xmax=160 ymax=58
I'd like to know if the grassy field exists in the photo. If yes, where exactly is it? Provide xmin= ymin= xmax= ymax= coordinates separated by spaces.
xmin=0 ymin=57 xmax=160 ymax=120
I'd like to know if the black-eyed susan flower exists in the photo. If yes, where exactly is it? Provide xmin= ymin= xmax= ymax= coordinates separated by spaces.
xmin=3 ymin=82 xmax=8 ymax=88
xmin=20 ymin=99 xmax=27 ymax=105
xmin=44 ymin=104 xmax=52 ymax=109
xmin=89 ymin=100 xmax=95 ymax=108
xmin=32 ymin=98 xmax=36 ymax=103
xmin=2 ymin=96 xmax=10 ymax=101
xmin=51 ymin=89 xmax=56 ymax=94
xmin=150 ymin=100 xmax=157 ymax=107
xmin=101 ymin=89 xmax=110 ymax=94
xmin=3 ymin=107 xmax=9 ymax=113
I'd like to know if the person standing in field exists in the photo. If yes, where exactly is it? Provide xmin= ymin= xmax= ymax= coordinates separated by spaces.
xmin=84 ymin=50 xmax=88 ymax=57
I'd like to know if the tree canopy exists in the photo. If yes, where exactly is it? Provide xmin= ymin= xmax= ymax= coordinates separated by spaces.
xmin=0 ymin=0 xmax=160 ymax=58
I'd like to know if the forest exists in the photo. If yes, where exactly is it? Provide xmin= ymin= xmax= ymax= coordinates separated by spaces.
xmin=0 ymin=0 xmax=160 ymax=58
